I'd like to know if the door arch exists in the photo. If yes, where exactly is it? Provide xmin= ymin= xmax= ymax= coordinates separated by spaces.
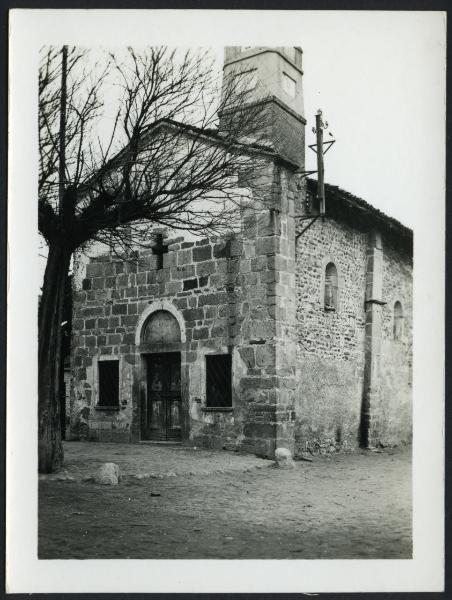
xmin=135 ymin=300 xmax=186 ymax=345
xmin=136 ymin=304 xmax=185 ymax=442
xmin=142 ymin=310 xmax=181 ymax=344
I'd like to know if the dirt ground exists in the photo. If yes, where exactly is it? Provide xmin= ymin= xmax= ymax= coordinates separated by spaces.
xmin=38 ymin=443 xmax=412 ymax=559
xmin=42 ymin=440 xmax=270 ymax=480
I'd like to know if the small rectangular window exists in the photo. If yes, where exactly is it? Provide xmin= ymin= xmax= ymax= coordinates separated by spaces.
xmin=98 ymin=360 xmax=119 ymax=407
xmin=206 ymin=355 xmax=232 ymax=408
xmin=282 ymin=72 xmax=296 ymax=97
xmin=393 ymin=301 xmax=404 ymax=341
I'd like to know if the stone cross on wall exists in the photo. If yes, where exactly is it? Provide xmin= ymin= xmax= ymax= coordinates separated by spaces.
xmin=152 ymin=233 xmax=168 ymax=270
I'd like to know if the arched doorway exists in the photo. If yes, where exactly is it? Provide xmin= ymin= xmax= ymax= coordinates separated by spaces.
xmin=140 ymin=310 xmax=182 ymax=441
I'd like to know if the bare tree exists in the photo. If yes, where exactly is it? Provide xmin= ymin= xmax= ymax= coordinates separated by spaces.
xmin=38 ymin=46 xmax=272 ymax=473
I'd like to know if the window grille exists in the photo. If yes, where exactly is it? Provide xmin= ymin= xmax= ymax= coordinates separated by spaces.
xmin=206 ymin=354 xmax=232 ymax=408
xmin=98 ymin=360 xmax=120 ymax=407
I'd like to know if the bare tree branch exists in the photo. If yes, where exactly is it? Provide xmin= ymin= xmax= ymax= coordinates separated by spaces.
xmin=39 ymin=46 xmax=273 ymax=256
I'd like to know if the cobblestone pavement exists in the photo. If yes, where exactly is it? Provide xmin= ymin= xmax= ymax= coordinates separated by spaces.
xmin=38 ymin=444 xmax=411 ymax=559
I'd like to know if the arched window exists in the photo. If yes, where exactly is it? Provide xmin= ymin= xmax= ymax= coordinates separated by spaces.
xmin=324 ymin=262 xmax=338 ymax=311
xmin=393 ymin=301 xmax=404 ymax=341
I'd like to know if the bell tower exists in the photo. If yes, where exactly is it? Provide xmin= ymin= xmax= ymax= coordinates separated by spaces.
xmin=220 ymin=47 xmax=306 ymax=168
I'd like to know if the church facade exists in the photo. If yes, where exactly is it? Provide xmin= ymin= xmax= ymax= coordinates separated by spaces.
xmin=68 ymin=47 xmax=412 ymax=457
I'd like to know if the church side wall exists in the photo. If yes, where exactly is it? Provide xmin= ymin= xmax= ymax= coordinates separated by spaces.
xmin=373 ymin=239 xmax=413 ymax=446
xmin=294 ymin=218 xmax=413 ymax=454
xmin=294 ymin=218 xmax=368 ymax=453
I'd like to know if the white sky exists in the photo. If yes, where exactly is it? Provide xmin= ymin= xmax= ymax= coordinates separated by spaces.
xmin=297 ymin=12 xmax=446 ymax=229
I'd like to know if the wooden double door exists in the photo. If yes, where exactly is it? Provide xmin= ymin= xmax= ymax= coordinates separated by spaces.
xmin=142 ymin=352 xmax=182 ymax=441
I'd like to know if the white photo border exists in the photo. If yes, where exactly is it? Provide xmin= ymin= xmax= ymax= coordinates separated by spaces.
xmin=7 ymin=9 xmax=446 ymax=593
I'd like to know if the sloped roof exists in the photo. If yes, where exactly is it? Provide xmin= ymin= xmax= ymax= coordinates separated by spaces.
xmin=307 ymin=178 xmax=413 ymax=254
xmin=143 ymin=117 xmax=280 ymax=158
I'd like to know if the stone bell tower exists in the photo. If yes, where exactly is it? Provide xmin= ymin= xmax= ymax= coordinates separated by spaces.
xmin=220 ymin=46 xmax=306 ymax=168
xmin=217 ymin=48 xmax=303 ymax=457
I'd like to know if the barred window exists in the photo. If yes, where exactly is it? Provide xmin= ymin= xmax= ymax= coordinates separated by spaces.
xmin=393 ymin=301 xmax=404 ymax=341
xmin=206 ymin=355 xmax=232 ymax=408
xmin=324 ymin=262 xmax=338 ymax=311
xmin=98 ymin=360 xmax=119 ymax=407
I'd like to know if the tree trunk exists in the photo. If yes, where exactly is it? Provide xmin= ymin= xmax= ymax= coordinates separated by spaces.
xmin=38 ymin=240 xmax=72 ymax=473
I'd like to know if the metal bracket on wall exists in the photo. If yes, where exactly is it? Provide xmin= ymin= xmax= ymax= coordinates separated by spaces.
xmin=295 ymin=215 xmax=319 ymax=242
xmin=295 ymin=169 xmax=318 ymax=179
xmin=365 ymin=299 xmax=387 ymax=306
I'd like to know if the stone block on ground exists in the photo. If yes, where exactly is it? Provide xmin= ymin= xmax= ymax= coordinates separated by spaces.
xmin=93 ymin=462 xmax=120 ymax=485
xmin=274 ymin=447 xmax=295 ymax=469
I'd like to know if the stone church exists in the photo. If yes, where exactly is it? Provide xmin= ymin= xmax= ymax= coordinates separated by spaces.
xmin=68 ymin=46 xmax=413 ymax=457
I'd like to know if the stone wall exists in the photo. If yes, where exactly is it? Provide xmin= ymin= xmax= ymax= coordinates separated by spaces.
xmin=294 ymin=217 xmax=367 ymax=453
xmin=375 ymin=238 xmax=413 ymax=446
xmin=293 ymin=216 xmax=412 ymax=454
xmin=70 ymin=235 xmax=243 ymax=444
xmin=70 ymin=161 xmax=299 ymax=457
xmin=221 ymin=47 xmax=305 ymax=168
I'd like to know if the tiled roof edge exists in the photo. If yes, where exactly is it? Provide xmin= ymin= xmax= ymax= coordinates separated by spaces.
xmin=307 ymin=178 xmax=413 ymax=240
